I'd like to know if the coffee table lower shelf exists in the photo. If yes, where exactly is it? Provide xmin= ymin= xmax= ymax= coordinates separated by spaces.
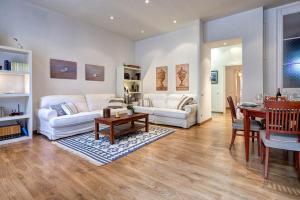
xmin=100 ymin=123 xmax=145 ymax=137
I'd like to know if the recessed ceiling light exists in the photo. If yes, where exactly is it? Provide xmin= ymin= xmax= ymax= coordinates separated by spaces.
xmin=145 ymin=0 xmax=150 ymax=4
xmin=141 ymin=30 xmax=145 ymax=34
xmin=110 ymin=16 xmax=114 ymax=20
xmin=173 ymin=20 xmax=177 ymax=24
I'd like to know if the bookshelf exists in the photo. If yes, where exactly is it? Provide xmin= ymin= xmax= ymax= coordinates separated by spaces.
xmin=0 ymin=45 xmax=32 ymax=145
xmin=116 ymin=65 xmax=143 ymax=104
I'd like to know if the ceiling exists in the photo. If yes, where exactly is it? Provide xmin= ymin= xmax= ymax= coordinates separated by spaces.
xmin=25 ymin=0 xmax=297 ymax=41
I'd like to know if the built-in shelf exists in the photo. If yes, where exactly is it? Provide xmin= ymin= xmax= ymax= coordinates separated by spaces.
xmin=124 ymin=66 xmax=141 ymax=71
xmin=129 ymin=92 xmax=142 ymax=94
xmin=0 ymin=45 xmax=31 ymax=55
xmin=0 ymin=70 xmax=30 ymax=75
xmin=0 ymin=93 xmax=29 ymax=98
xmin=0 ymin=136 xmax=30 ymax=145
xmin=0 ymin=115 xmax=30 ymax=122
xmin=124 ymin=79 xmax=141 ymax=82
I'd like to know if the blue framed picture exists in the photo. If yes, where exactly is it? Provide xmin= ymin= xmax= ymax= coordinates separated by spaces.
xmin=211 ymin=70 xmax=218 ymax=84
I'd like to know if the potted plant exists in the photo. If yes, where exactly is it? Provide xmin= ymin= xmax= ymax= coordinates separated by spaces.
xmin=127 ymin=105 xmax=134 ymax=116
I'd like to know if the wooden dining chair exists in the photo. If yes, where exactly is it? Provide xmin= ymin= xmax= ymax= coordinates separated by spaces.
xmin=260 ymin=101 xmax=300 ymax=179
xmin=227 ymin=96 xmax=261 ymax=153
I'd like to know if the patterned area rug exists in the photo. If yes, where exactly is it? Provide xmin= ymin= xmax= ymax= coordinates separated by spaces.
xmin=53 ymin=126 xmax=174 ymax=166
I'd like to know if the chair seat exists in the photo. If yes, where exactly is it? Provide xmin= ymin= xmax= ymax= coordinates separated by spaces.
xmin=232 ymin=119 xmax=261 ymax=131
xmin=260 ymin=130 xmax=300 ymax=151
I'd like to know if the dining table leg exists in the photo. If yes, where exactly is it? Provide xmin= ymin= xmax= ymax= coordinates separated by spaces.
xmin=243 ymin=109 xmax=250 ymax=162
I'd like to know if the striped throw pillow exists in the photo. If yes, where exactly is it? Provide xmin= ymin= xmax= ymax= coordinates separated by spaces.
xmin=61 ymin=102 xmax=78 ymax=115
xmin=108 ymin=98 xmax=124 ymax=109
xmin=177 ymin=95 xmax=194 ymax=110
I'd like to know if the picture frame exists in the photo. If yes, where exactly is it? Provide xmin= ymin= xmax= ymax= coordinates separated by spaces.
xmin=211 ymin=70 xmax=218 ymax=84
xmin=156 ymin=66 xmax=168 ymax=91
xmin=176 ymin=64 xmax=189 ymax=91
xmin=85 ymin=64 xmax=105 ymax=81
xmin=50 ymin=59 xmax=77 ymax=80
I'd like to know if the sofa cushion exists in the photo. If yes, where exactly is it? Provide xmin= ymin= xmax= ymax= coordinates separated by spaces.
xmin=133 ymin=106 xmax=156 ymax=115
xmin=49 ymin=112 xmax=101 ymax=128
xmin=153 ymin=108 xmax=188 ymax=119
xmin=85 ymin=94 xmax=115 ymax=111
xmin=166 ymin=94 xmax=184 ymax=109
xmin=144 ymin=93 xmax=167 ymax=108
xmin=40 ymin=95 xmax=89 ymax=112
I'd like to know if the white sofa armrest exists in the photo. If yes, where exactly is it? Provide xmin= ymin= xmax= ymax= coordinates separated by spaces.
xmin=183 ymin=104 xmax=198 ymax=115
xmin=38 ymin=108 xmax=57 ymax=121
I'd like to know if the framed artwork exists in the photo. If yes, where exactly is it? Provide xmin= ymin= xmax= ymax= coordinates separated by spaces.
xmin=211 ymin=70 xmax=218 ymax=84
xmin=176 ymin=64 xmax=189 ymax=91
xmin=85 ymin=64 xmax=105 ymax=81
xmin=50 ymin=59 xmax=77 ymax=79
xmin=156 ymin=66 xmax=168 ymax=91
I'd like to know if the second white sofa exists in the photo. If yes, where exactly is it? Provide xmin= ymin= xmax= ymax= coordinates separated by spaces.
xmin=133 ymin=93 xmax=198 ymax=128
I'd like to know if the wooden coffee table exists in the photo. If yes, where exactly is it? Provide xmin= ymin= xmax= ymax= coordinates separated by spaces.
xmin=94 ymin=113 xmax=149 ymax=144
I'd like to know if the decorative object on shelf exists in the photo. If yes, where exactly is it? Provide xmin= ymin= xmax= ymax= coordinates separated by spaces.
xmin=135 ymin=73 xmax=141 ymax=80
xmin=85 ymin=64 xmax=104 ymax=81
xmin=9 ymin=104 xmax=23 ymax=116
xmin=127 ymin=105 xmax=134 ymax=116
xmin=4 ymin=60 xmax=11 ymax=70
xmin=115 ymin=111 xmax=120 ymax=118
xmin=211 ymin=70 xmax=218 ymax=84
xmin=0 ymin=65 xmax=2 ymax=70
xmin=103 ymin=107 xmax=111 ymax=118
xmin=17 ymin=120 xmax=28 ymax=136
xmin=156 ymin=66 xmax=168 ymax=91
xmin=12 ymin=37 xmax=23 ymax=49
xmin=50 ymin=59 xmax=77 ymax=79
xmin=10 ymin=62 xmax=29 ymax=72
xmin=176 ymin=64 xmax=189 ymax=91
xmin=124 ymin=72 xmax=130 ymax=80
xmin=0 ymin=107 xmax=4 ymax=117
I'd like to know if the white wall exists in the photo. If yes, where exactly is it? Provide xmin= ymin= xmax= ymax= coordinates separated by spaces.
xmin=204 ymin=8 xmax=263 ymax=102
xmin=134 ymin=22 xmax=200 ymax=95
xmin=264 ymin=2 xmax=300 ymax=95
xmin=211 ymin=44 xmax=242 ymax=112
xmin=0 ymin=0 xmax=133 ymax=128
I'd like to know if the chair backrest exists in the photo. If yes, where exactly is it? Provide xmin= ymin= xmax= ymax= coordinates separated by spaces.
xmin=264 ymin=96 xmax=287 ymax=102
xmin=265 ymin=101 xmax=300 ymax=141
xmin=227 ymin=96 xmax=237 ymax=123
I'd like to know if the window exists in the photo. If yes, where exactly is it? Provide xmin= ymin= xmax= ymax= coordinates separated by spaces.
xmin=283 ymin=12 xmax=300 ymax=88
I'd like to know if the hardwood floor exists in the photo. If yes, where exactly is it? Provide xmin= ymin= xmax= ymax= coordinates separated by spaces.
xmin=0 ymin=113 xmax=299 ymax=200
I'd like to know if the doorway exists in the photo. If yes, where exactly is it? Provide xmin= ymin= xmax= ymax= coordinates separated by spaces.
xmin=225 ymin=65 xmax=242 ymax=108
xmin=209 ymin=39 xmax=243 ymax=114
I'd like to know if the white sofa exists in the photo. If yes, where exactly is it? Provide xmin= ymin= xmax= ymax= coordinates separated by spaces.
xmin=37 ymin=94 xmax=127 ymax=140
xmin=133 ymin=94 xmax=198 ymax=128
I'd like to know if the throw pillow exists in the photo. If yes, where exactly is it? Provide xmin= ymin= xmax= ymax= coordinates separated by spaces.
xmin=108 ymin=98 xmax=124 ymax=109
xmin=49 ymin=103 xmax=66 ymax=116
xmin=177 ymin=95 xmax=194 ymax=110
xmin=61 ymin=102 xmax=78 ymax=115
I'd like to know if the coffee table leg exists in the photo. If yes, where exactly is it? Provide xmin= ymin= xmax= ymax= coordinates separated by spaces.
xmin=110 ymin=124 xmax=115 ymax=144
xmin=95 ymin=122 xmax=99 ymax=140
xmin=145 ymin=115 xmax=149 ymax=132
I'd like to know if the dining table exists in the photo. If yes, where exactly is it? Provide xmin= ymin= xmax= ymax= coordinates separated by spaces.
xmin=239 ymin=105 xmax=266 ymax=162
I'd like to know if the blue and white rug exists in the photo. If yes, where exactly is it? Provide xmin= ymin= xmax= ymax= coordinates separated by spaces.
xmin=53 ymin=126 xmax=174 ymax=166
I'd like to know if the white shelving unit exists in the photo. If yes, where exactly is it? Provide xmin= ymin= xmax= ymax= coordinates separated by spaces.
xmin=116 ymin=65 xmax=143 ymax=104
xmin=0 ymin=45 xmax=32 ymax=145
